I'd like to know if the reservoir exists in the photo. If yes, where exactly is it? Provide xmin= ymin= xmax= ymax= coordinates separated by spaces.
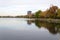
xmin=0 ymin=18 xmax=60 ymax=40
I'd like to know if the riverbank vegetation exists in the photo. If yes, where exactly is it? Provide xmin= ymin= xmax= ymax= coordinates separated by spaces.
xmin=34 ymin=5 xmax=60 ymax=19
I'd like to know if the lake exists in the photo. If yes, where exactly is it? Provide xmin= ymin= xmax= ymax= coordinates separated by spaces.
xmin=0 ymin=18 xmax=60 ymax=40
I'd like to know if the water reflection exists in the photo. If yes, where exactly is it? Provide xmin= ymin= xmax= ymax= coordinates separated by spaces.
xmin=27 ymin=19 xmax=60 ymax=34
xmin=0 ymin=18 xmax=59 ymax=40
xmin=27 ymin=20 xmax=32 ymax=25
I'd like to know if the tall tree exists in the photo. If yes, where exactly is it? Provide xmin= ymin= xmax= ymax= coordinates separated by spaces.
xmin=46 ymin=6 xmax=58 ymax=18
xmin=35 ymin=10 xmax=42 ymax=18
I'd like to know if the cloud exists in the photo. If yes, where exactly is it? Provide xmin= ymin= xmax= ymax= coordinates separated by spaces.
xmin=0 ymin=0 xmax=59 ymax=16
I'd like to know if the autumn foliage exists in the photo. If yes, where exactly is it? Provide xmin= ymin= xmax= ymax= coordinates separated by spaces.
xmin=35 ymin=5 xmax=60 ymax=18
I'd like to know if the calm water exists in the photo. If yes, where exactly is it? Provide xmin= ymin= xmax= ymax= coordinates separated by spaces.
xmin=0 ymin=18 xmax=60 ymax=40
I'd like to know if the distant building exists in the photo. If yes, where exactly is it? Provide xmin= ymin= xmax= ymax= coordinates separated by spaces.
xmin=27 ymin=11 xmax=32 ymax=15
xmin=27 ymin=11 xmax=32 ymax=18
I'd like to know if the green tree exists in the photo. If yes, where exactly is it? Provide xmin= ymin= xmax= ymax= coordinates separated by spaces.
xmin=35 ymin=10 xmax=42 ymax=18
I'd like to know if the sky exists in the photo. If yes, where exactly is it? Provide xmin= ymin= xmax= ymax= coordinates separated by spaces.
xmin=0 ymin=0 xmax=60 ymax=16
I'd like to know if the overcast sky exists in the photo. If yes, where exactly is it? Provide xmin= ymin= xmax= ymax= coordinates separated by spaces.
xmin=0 ymin=0 xmax=59 ymax=16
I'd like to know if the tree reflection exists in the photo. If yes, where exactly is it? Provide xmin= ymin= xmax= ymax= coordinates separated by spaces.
xmin=27 ymin=19 xmax=60 ymax=34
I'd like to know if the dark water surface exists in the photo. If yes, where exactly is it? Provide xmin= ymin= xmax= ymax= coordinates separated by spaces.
xmin=0 ymin=18 xmax=60 ymax=40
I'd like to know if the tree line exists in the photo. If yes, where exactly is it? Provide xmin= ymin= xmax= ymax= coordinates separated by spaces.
xmin=35 ymin=5 xmax=60 ymax=19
